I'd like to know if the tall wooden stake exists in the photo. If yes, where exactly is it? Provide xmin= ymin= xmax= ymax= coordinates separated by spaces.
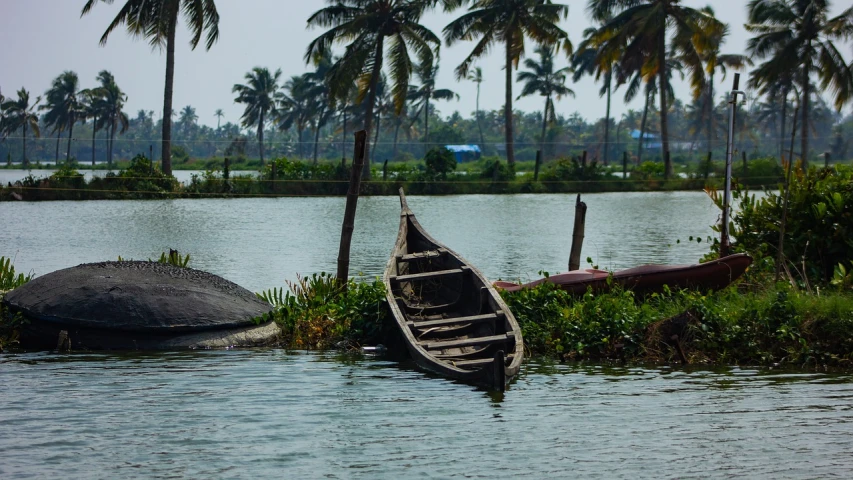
xmin=534 ymin=150 xmax=541 ymax=181
xmin=776 ymin=105 xmax=799 ymax=281
xmin=569 ymin=194 xmax=587 ymax=271
xmin=622 ymin=151 xmax=627 ymax=178
xmin=337 ymin=130 xmax=368 ymax=288
xmin=720 ymin=73 xmax=744 ymax=258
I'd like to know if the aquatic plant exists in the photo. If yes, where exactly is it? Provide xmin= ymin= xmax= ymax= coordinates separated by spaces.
xmin=0 ymin=256 xmax=33 ymax=291
xmin=259 ymin=273 xmax=386 ymax=350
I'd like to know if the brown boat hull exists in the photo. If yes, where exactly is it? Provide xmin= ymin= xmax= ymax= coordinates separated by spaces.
xmin=495 ymin=254 xmax=752 ymax=295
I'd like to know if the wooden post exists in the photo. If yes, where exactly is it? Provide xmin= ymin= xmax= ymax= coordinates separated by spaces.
xmin=622 ymin=151 xmax=627 ymax=178
xmin=776 ymin=105 xmax=799 ymax=280
xmin=742 ymin=150 xmax=748 ymax=177
xmin=704 ymin=152 xmax=712 ymax=179
xmin=271 ymin=160 xmax=277 ymax=194
xmin=534 ymin=150 xmax=541 ymax=181
xmin=824 ymin=151 xmax=830 ymax=168
xmin=568 ymin=194 xmax=587 ymax=271
xmin=149 ymin=145 xmax=153 ymax=175
xmin=337 ymin=130 xmax=368 ymax=288
xmin=664 ymin=151 xmax=671 ymax=180
xmin=383 ymin=159 xmax=389 ymax=181
xmin=223 ymin=156 xmax=231 ymax=193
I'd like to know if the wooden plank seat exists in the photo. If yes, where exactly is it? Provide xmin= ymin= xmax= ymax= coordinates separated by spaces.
xmin=448 ymin=355 xmax=515 ymax=369
xmin=390 ymin=266 xmax=469 ymax=283
xmin=419 ymin=332 xmax=514 ymax=351
xmin=397 ymin=249 xmax=448 ymax=262
xmin=408 ymin=312 xmax=501 ymax=329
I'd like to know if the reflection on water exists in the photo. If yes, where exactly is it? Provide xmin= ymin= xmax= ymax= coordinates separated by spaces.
xmin=0 ymin=192 xmax=720 ymax=292
xmin=1 ymin=351 xmax=851 ymax=478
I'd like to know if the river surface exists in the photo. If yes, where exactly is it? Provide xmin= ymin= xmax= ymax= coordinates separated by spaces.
xmin=2 ymin=352 xmax=852 ymax=478
xmin=1 ymin=191 xmax=719 ymax=292
xmin=4 ymin=192 xmax=848 ymax=478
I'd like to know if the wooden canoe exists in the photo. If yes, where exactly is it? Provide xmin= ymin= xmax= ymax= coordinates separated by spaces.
xmin=494 ymin=253 xmax=752 ymax=295
xmin=383 ymin=189 xmax=524 ymax=391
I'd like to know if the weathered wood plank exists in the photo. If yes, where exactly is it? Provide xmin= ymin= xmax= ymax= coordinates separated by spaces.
xmin=397 ymin=249 xmax=448 ymax=262
xmin=390 ymin=267 xmax=465 ymax=283
xmin=408 ymin=312 xmax=500 ymax=329
xmin=449 ymin=355 xmax=515 ymax=368
xmin=420 ymin=332 xmax=514 ymax=350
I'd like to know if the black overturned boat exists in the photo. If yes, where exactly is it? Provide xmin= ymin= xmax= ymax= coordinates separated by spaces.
xmin=383 ymin=189 xmax=524 ymax=391
xmin=2 ymin=261 xmax=279 ymax=350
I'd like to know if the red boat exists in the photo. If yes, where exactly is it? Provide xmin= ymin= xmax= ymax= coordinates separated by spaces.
xmin=494 ymin=253 xmax=752 ymax=295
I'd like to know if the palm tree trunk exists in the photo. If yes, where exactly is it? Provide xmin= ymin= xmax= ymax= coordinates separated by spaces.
xmin=361 ymin=36 xmax=385 ymax=180
xmin=109 ymin=122 xmax=116 ymax=167
xmin=372 ymin=111 xmax=381 ymax=163
xmin=801 ymin=61 xmax=809 ymax=168
xmin=539 ymin=97 xmax=549 ymax=160
xmin=341 ymin=110 xmax=347 ymax=161
xmin=91 ymin=121 xmax=97 ymax=166
xmin=313 ymin=120 xmax=321 ymax=165
xmin=658 ymin=33 xmax=671 ymax=179
xmin=161 ymin=10 xmax=178 ymax=176
xmin=504 ymin=36 xmax=515 ymax=166
xmin=424 ymin=96 xmax=430 ymax=153
xmin=66 ymin=120 xmax=74 ymax=164
xmin=638 ymin=86 xmax=651 ymax=164
xmin=393 ymin=115 xmax=401 ymax=160
xmin=22 ymin=124 xmax=28 ymax=166
xmin=779 ymin=90 xmax=787 ymax=161
xmin=476 ymin=84 xmax=485 ymax=151
xmin=258 ymin=109 xmax=265 ymax=165
xmin=707 ymin=74 xmax=715 ymax=154
xmin=604 ymin=76 xmax=612 ymax=165
xmin=55 ymin=130 xmax=61 ymax=164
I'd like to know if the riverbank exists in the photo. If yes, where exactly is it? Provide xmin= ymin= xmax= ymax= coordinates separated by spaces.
xmin=1 ymin=154 xmax=791 ymax=201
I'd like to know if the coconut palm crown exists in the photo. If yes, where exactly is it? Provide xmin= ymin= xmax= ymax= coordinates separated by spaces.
xmin=81 ymin=0 xmax=220 ymax=176
xmin=444 ymin=0 xmax=571 ymax=166
xmin=306 ymin=0 xmax=462 ymax=178
xmin=588 ymin=0 xmax=724 ymax=178
xmin=745 ymin=0 xmax=853 ymax=166
xmin=233 ymin=67 xmax=283 ymax=165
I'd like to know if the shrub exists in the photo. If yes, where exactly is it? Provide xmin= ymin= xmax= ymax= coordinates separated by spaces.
xmin=423 ymin=147 xmax=457 ymax=180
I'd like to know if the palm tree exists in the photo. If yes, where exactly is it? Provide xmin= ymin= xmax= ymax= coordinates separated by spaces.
xmin=304 ymin=57 xmax=335 ymax=164
xmin=82 ymin=0 xmax=220 ymax=175
xmin=214 ymin=109 xmax=224 ymax=130
xmin=41 ymin=71 xmax=82 ymax=164
xmin=278 ymin=74 xmax=313 ymax=159
xmin=179 ymin=105 xmax=198 ymax=137
xmin=572 ymin=21 xmax=623 ymax=165
xmin=698 ymin=8 xmax=751 ymax=156
xmin=408 ymin=61 xmax=459 ymax=150
xmin=0 ymin=88 xmax=42 ymax=166
xmin=589 ymin=0 xmax=723 ymax=178
xmin=306 ymin=0 xmax=457 ymax=179
xmin=95 ymin=71 xmax=129 ymax=167
xmin=78 ymin=87 xmax=104 ymax=166
xmin=517 ymin=44 xmax=574 ymax=160
xmin=233 ymin=67 xmax=283 ymax=165
xmin=444 ymin=0 xmax=571 ymax=166
xmin=467 ymin=66 xmax=486 ymax=151
xmin=745 ymin=0 xmax=853 ymax=166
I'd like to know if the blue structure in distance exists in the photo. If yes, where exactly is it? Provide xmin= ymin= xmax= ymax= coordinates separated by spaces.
xmin=444 ymin=145 xmax=482 ymax=163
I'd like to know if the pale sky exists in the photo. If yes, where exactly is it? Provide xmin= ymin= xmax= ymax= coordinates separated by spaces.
xmin=1 ymin=1 xmax=850 ymax=129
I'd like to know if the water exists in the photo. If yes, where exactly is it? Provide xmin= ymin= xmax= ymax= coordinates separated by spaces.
xmin=0 ymin=192 xmax=719 ymax=292
xmin=1 ymin=352 xmax=852 ymax=478
xmin=7 ymin=192 xmax=845 ymax=478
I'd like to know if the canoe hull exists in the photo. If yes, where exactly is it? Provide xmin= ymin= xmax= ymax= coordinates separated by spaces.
xmin=496 ymin=254 xmax=752 ymax=295
xmin=383 ymin=190 xmax=523 ymax=391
